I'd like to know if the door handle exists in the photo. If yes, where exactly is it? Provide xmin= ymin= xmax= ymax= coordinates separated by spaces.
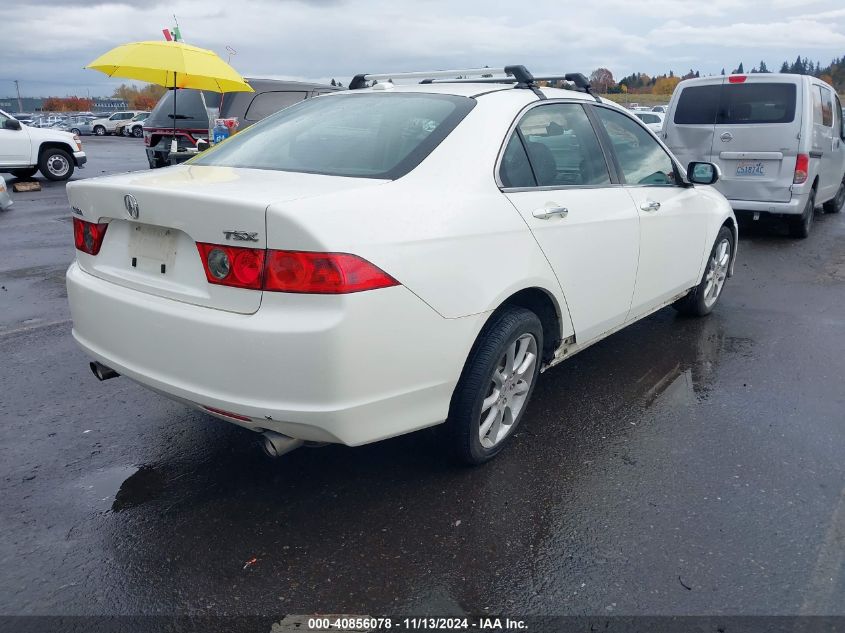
xmin=533 ymin=206 xmax=568 ymax=220
xmin=640 ymin=200 xmax=661 ymax=212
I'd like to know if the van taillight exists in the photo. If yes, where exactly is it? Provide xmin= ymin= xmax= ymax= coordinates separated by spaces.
xmin=793 ymin=154 xmax=809 ymax=184
xmin=195 ymin=244 xmax=399 ymax=294
xmin=73 ymin=217 xmax=108 ymax=255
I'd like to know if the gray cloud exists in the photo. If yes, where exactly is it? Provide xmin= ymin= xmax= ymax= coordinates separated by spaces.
xmin=1 ymin=0 xmax=843 ymax=98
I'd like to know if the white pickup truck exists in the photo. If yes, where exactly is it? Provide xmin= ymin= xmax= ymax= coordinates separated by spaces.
xmin=0 ymin=109 xmax=87 ymax=181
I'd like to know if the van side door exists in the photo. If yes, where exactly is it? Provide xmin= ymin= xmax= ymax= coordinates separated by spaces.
xmin=814 ymin=84 xmax=841 ymax=201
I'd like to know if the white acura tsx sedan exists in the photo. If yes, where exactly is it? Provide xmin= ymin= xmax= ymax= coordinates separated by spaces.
xmin=66 ymin=66 xmax=737 ymax=465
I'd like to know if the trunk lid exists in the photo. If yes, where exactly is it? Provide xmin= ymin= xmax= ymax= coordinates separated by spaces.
xmin=67 ymin=165 xmax=386 ymax=314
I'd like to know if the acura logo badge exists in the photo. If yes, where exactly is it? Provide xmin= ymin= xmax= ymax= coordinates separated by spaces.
xmin=124 ymin=194 xmax=140 ymax=219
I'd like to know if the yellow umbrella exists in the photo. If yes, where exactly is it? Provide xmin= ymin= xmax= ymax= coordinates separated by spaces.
xmin=86 ymin=40 xmax=253 ymax=93
xmin=87 ymin=40 xmax=253 ymax=158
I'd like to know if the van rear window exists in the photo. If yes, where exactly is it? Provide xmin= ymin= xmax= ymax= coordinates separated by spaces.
xmin=674 ymin=83 xmax=797 ymax=125
xmin=720 ymin=83 xmax=796 ymax=124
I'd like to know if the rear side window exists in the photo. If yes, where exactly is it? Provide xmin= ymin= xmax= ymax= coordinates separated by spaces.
xmin=193 ymin=93 xmax=474 ymax=179
xmin=674 ymin=85 xmax=721 ymax=124
xmin=500 ymin=135 xmax=536 ymax=188
xmin=814 ymin=86 xmax=833 ymax=127
xmin=674 ymin=82 xmax=796 ymax=125
xmin=511 ymin=103 xmax=610 ymax=187
xmin=244 ymin=91 xmax=308 ymax=122
xmin=636 ymin=113 xmax=660 ymax=124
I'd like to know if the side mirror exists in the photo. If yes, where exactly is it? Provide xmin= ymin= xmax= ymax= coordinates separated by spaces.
xmin=4 ymin=119 xmax=22 ymax=131
xmin=688 ymin=161 xmax=720 ymax=185
xmin=196 ymin=139 xmax=210 ymax=152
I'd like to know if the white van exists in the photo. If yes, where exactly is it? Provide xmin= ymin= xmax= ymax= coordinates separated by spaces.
xmin=663 ymin=74 xmax=845 ymax=237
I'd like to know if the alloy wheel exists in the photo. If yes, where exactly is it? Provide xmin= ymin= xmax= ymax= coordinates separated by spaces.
xmin=478 ymin=333 xmax=538 ymax=449
xmin=702 ymin=238 xmax=731 ymax=308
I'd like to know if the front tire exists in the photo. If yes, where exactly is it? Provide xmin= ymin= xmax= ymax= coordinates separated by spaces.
xmin=446 ymin=306 xmax=543 ymax=465
xmin=789 ymin=189 xmax=815 ymax=238
xmin=39 ymin=148 xmax=74 ymax=181
xmin=673 ymin=225 xmax=734 ymax=317
xmin=70 ymin=128 xmax=81 ymax=135
xmin=93 ymin=125 xmax=106 ymax=136
xmin=132 ymin=126 xmax=143 ymax=138
xmin=823 ymin=179 xmax=844 ymax=214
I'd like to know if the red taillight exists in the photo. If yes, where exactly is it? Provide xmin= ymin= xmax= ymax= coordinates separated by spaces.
xmin=793 ymin=153 xmax=809 ymax=184
xmin=143 ymin=130 xmax=151 ymax=146
xmin=195 ymin=244 xmax=399 ymax=294
xmin=264 ymin=250 xmax=399 ymax=294
xmin=72 ymin=217 xmax=108 ymax=255
xmin=728 ymin=75 xmax=747 ymax=83
xmin=196 ymin=243 xmax=265 ymax=290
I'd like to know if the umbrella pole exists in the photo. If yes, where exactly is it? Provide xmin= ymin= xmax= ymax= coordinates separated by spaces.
xmin=170 ymin=71 xmax=178 ymax=160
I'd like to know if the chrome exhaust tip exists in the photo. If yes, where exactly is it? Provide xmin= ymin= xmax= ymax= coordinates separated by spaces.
xmin=261 ymin=431 xmax=304 ymax=458
xmin=90 ymin=361 xmax=120 ymax=381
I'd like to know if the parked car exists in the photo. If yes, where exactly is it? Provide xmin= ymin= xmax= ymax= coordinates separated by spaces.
xmin=91 ymin=110 xmax=146 ymax=136
xmin=67 ymin=66 xmax=736 ymax=465
xmin=117 ymin=112 xmax=150 ymax=138
xmin=0 ymin=109 xmax=86 ymax=180
xmin=144 ymin=79 xmax=341 ymax=168
xmin=57 ymin=116 xmax=96 ymax=136
xmin=0 ymin=177 xmax=12 ymax=211
xmin=663 ymin=73 xmax=845 ymax=237
xmin=634 ymin=110 xmax=665 ymax=132
xmin=651 ymin=105 xmax=667 ymax=113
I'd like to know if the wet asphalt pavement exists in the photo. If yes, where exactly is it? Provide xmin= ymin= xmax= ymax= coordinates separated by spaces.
xmin=1 ymin=136 xmax=844 ymax=620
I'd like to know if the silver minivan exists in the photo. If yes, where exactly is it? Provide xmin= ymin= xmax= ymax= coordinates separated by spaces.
xmin=663 ymin=74 xmax=845 ymax=238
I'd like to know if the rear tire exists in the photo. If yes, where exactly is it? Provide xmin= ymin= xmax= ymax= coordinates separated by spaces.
xmin=446 ymin=306 xmax=543 ymax=465
xmin=789 ymin=189 xmax=815 ymax=239
xmin=38 ymin=148 xmax=74 ymax=181
xmin=93 ymin=125 xmax=106 ymax=136
xmin=823 ymin=179 xmax=844 ymax=214
xmin=673 ymin=225 xmax=734 ymax=317
xmin=10 ymin=167 xmax=38 ymax=179
xmin=70 ymin=128 xmax=81 ymax=135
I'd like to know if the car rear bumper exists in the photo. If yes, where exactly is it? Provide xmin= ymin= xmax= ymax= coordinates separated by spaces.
xmin=66 ymin=262 xmax=481 ymax=446
xmin=728 ymin=191 xmax=807 ymax=216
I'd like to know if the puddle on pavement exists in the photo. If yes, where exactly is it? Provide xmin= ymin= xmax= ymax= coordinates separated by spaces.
xmin=74 ymin=464 xmax=165 ymax=512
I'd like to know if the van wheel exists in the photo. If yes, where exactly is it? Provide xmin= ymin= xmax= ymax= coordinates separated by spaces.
xmin=10 ymin=167 xmax=38 ymax=179
xmin=823 ymin=180 xmax=844 ymax=214
xmin=789 ymin=189 xmax=815 ymax=238
xmin=446 ymin=306 xmax=543 ymax=465
xmin=39 ymin=148 xmax=74 ymax=181
xmin=673 ymin=225 xmax=733 ymax=317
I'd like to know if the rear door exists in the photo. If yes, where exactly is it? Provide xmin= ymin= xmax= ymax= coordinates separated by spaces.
xmin=500 ymin=102 xmax=640 ymax=344
xmin=711 ymin=76 xmax=800 ymax=204
xmin=664 ymin=79 xmax=722 ymax=172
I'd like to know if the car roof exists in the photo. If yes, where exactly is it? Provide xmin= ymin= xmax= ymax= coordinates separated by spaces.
xmin=244 ymin=78 xmax=340 ymax=92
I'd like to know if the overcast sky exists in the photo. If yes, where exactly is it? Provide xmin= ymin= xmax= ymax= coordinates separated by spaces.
xmin=2 ymin=0 xmax=845 ymax=99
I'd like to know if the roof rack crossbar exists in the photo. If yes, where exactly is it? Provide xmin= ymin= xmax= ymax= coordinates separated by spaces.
xmin=348 ymin=66 xmax=600 ymax=102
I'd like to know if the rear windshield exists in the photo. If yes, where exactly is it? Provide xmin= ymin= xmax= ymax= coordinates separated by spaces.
xmin=146 ymin=89 xmax=220 ymax=129
xmin=674 ymin=82 xmax=797 ymax=125
xmin=192 ymin=93 xmax=475 ymax=179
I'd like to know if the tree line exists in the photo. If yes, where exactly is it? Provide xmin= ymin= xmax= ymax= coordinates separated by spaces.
xmin=587 ymin=53 xmax=845 ymax=95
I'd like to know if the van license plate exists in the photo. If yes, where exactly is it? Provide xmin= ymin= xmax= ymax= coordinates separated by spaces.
xmin=736 ymin=161 xmax=765 ymax=177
